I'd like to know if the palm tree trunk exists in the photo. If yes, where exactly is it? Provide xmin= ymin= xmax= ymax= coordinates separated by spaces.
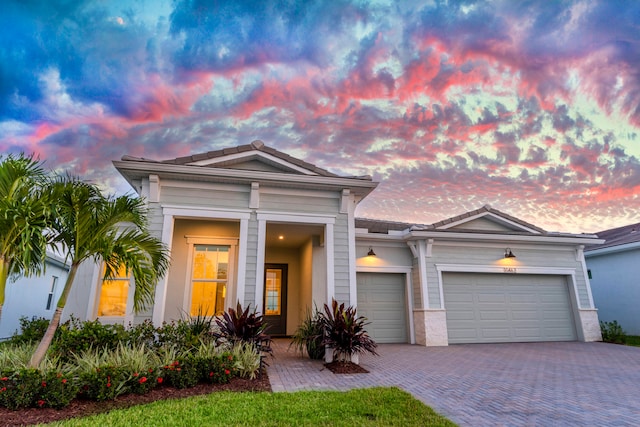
xmin=0 ymin=258 xmax=9 ymax=324
xmin=29 ymin=264 xmax=78 ymax=368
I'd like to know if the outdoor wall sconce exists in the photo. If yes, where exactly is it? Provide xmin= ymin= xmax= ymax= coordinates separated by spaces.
xmin=367 ymin=247 xmax=376 ymax=257
xmin=504 ymin=248 xmax=516 ymax=258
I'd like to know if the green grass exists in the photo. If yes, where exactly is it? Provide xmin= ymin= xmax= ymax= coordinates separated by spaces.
xmin=625 ymin=335 xmax=640 ymax=347
xmin=44 ymin=387 xmax=456 ymax=427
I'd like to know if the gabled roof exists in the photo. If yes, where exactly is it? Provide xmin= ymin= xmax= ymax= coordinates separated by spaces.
xmin=355 ymin=205 xmax=601 ymax=245
xmin=122 ymin=140 xmax=361 ymax=178
xmin=585 ymin=221 xmax=640 ymax=252
xmin=115 ymin=140 xmax=378 ymax=198
xmin=413 ymin=204 xmax=546 ymax=234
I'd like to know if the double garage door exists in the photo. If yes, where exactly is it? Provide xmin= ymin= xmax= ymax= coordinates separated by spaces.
xmin=443 ymin=273 xmax=578 ymax=344
xmin=357 ymin=273 xmax=407 ymax=343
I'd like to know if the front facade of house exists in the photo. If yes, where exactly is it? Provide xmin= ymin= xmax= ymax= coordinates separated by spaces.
xmin=585 ymin=223 xmax=640 ymax=335
xmin=65 ymin=141 xmax=603 ymax=345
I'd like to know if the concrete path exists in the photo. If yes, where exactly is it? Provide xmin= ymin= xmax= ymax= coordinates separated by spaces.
xmin=266 ymin=339 xmax=640 ymax=426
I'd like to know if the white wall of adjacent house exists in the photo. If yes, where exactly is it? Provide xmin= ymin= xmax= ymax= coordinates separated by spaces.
xmin=0 ymin=258 xmax=70 ymax=340
xmin=586 ymin=248 xmax=640 ymax=335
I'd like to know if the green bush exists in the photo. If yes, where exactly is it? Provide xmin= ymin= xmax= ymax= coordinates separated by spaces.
xmin=600 ymin=320 xmax=627 ymax=344
xmin=290 ymin=308 xmax=324 ymax=360
xmin=199 ymin=353 xmax=236 ymax=384
xmin=79 ymin=366 xmax=129 ymax=401
xmin=8 ymin=316 xmax=50 ymax=345
xmin=51 ymin=317 xmax=127 ymax=363
xmin=232 ymin=342 xmax=262 ymax=379
xmin=125 ymin=320 xmax=159 ymax=349
xmin=39 ymin=371 xmax=79 ymax=408
xmin=160 ymin=357 xmax=200 ymax=389
xmin=0 ymin=369 xmax=42 ymax=409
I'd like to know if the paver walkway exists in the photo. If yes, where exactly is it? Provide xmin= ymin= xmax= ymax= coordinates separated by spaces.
xmin=266 ymin=339 xmax=640 ymax=426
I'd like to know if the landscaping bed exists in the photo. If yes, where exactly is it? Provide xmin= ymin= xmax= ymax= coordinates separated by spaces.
xmin=0 ymin=374 xmax=271 ymax=426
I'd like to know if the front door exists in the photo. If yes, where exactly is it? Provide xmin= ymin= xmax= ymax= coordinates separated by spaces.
xmin=264 ymin=264 xmax=288 ymax=336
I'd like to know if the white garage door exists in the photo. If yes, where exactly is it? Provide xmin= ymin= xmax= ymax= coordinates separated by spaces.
xmin=357 ymin=273 xmax=408 ymax=343
xmin=443 ymin=273 xmax=577 ymax=344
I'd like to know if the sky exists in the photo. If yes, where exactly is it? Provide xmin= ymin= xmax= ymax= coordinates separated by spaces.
xmin=1 ymin=0 xmax=640 ymax=234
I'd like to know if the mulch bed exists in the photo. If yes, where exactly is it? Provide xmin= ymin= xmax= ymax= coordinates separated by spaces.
xmin=0 ymin=374 xmax=271 ymax=427
xmin=324 ymin=361 xmax=369 ymax=374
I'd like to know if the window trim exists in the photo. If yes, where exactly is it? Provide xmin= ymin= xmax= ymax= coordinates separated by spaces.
xmin=184 ymin=237 xmax=238 ymax=317
xmin=95 ymin=263 xmax=134 ymax=324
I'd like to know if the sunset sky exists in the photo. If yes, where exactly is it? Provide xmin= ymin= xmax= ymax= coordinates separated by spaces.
xmin=2 ymin=0 xmax=640 ymax=233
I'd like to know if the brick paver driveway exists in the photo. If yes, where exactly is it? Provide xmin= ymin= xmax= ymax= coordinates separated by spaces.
xmin=267 ymin=340 xmax=640 ymax=426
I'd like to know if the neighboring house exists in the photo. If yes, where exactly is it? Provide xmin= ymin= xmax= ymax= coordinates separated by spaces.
xmin=0 ymin=253 xmax=70 ymax=340
xmin=63 ymin=140 xmax=603 ymax=345
xmin=585 ymin=222 xmax=640 ymax=335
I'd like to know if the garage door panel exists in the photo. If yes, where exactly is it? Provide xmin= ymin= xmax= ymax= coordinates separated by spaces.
xmin=444 ymin=273 xmax=577 ymax=344
xmin=357 ymin=273 xmax=407 ymax=344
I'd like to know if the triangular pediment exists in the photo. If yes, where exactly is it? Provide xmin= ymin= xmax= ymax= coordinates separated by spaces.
xmin=186 ymin=150 xmax=318 ymax=175
xmin=157 ymin=140 xmax=341 ymax=177
xmin=433 ymin=205 xmax=545 ymax=234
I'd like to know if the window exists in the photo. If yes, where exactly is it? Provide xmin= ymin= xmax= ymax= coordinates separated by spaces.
xmin=190 ymin=245 xmax=229 ymax=316
xmin=265 ymin=269 xmax=282 ymax=315
xmin=97 ymin=264 xmax=130 ymax=317
xmin=46 ymin=276 xmax=58 ymax=310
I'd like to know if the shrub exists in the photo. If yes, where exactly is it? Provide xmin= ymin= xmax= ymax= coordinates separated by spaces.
xmin=600 ymin=320 xmax=626 ymax=344
xmin=160 ymin=357 xmax=200 ymax=389
xmin=9 ymin=316 xmax=50 ymax=345
xmin=39 ymin=371 xmax=79 ymax=408
xmin=199 ymin=353 xmax=235 ymax=384
xmin=290 ymin=308 xmax=324 ymax=360
xmin=78 ymin=366 xmax=128 ymax=401
xmin=216 ymin=303 xmax=272 ymax=351
xmin=125 ymin=320 xmax=158 ymax=349
xmin=232 ymin=342 xmax=261 ymax=379
xmin=104 ymin=343 xmax=161 ymax=395
xmin=0 ymin=369 xmax=42 ymax=409
xmin=319 ymin=299 xmax=378 ymax=363
xmin=0 ymin=342 xmax=37 ymax=370
xmin=51 ymin=317 xmax=127 ymax=363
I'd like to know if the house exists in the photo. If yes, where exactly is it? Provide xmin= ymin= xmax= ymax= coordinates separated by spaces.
xmin=585 ymin=222 xmax=640 ymax=335
xmin=63 ymin=140 xmax=603 ymax=345
xmin=0 ymin=252 xmax=70 ymax=340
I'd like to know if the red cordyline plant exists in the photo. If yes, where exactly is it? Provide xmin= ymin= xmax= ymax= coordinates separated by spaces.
xmin=319 ymin=299 xmax=378 ymax=363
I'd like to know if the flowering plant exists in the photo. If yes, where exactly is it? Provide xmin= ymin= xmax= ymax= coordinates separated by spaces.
xmin=161 ymin=357 xmax=200 ymax=389
xmin=79 ymin=366 xmax=128 ymax=401
xmin=200 ymin=353 xmax=236 ymax=384
xmin=39 ymin=371 xmax=79 ymax=408
xmin=127 ymin=368 xmax=160 ymax=394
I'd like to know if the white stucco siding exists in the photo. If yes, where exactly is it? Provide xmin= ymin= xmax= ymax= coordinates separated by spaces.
xmin=587 ymin=249 xmax=640 ymax=335
xmin=426 ymin=243 xmax=591 ymax=310
xmin=161 ymin=184 xmax=250 ymax=209
xmin=333 ymin=214 xmax=351 ymax=304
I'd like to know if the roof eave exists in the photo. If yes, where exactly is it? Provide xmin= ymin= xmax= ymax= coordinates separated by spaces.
xmin=113 ymin=160 xmax=379 ymax=197
xmin=585 ymin=240 xmax=640 ymax=257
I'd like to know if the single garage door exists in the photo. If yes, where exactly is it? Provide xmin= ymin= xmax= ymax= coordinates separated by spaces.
xmin=357 ymin=273 xmax=407 ymax=343
xmin=443 ymin=273 xmax=577 ymax=344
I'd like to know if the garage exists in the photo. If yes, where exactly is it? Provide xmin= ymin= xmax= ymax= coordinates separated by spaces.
xmin=443 ymin=273 xmax=577 ymax=344
xmin=357 ymin=273 xmax=408 ymax=343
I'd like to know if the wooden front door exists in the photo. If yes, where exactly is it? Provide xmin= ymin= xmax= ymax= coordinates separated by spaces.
xmin=263 ymin=264 xmax=288 ymax=336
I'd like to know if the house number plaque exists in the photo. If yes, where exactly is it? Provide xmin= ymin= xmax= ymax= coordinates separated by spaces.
xmin=503 ymin=267 xmax=517 ymax=273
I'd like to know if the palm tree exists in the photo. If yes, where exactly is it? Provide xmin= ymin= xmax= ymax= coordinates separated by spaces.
xmin=0 ymin=153 xmax=50 ymax=323
xmin=29 ymin=177 xmax=170 ymax=367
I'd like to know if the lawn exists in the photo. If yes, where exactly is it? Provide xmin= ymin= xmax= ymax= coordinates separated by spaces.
xmin=45 ymin=387 xmax=457 ymax=427
xmin=626 ymin=335 xmax=640 ymax=347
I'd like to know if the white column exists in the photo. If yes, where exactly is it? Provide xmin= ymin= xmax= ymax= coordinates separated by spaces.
xmin=152 ymin=213 xmax=175 ymax=326
xmin=236 ymin=218 xmax=249 ymax=306
xmin=254 ymin=219 xmax=266 ymax=313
